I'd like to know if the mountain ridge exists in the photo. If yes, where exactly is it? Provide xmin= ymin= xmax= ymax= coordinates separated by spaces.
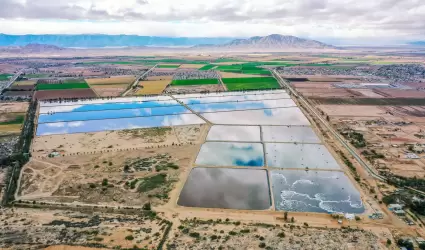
xmin=0 ymin=34 xmax=235 ymax=48
xmin=198 ymin=34 xmax=336 ymax=49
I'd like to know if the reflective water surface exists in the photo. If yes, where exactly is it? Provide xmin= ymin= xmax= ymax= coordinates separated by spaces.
xmin=262 ymin=126 xmax=321 ymax=143
xmin=265 ymin=143 xmax=341 ymax=170
xmin=178 ymin=167 xmax=271 ymax=210
xmin=181 ymin=93 xmax=290 ymax=105
xmin=206 ymin=125 xmax=261 ymax=142
xmin=271 ymin=170 xmax=364 ymax=213
xmin=195 ymin=142 xmax=264 ymax=167
xmin=39 ymin=100 xmax=180 ymax=114
xmin=201 ymin=108 xmax=310 ymax=126
xmin=39 ymin=105 xmax=190 ymax=123
xmin=39 ymin=96 xmax=173 ymax=107
xmin=36 ymin=114 xmax=205 ymax=135
xmin=189 ymin=99 xmax=296 ymax=113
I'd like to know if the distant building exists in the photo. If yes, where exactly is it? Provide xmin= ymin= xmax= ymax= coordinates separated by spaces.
xmin=388 ymin=204 xmax=404 ymax=210
xmin=393 ymin=210 xmax=406 ymax=216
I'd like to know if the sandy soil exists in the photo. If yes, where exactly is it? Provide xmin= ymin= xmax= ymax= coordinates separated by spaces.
xmin=292 ymin=82 xmax=334 ymax=88
xmin=0 ymin=207 xmax=166 ymax=250
xmin=318 ymin=105 xmax=388 ymax=117
xmin=13 ymin=80 xmax=37 ymax=86
xmin=166 ymin=217 xmax=380 ymax=250
xmin=32 ymin=125 xmax=206 ymax=157
xmin=0 ymin=102 xmax=29 ymax=113
xmin=19 ymin=144 xmax=199 ymax=206
xmin=375 ymin=89 xmax=425 ymax=98
xmin=20 ymin=125 xmax=208 ymax=206
xmin=86 ymin=76 xmax=135 ymax=85
xmin=91 ymin=86 xmax=125 ymax=97
xmin=136 ymin=80 xmax=170 ymax=95
xmin=356 ymin=89 xmax=386 ymax=98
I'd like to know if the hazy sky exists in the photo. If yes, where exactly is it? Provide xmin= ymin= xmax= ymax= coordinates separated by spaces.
xmin=0 ymin=0 xmax=424 ymax=43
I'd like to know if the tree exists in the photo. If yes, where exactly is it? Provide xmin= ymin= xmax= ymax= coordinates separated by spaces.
xmin=284 ymin=211 xmax=288 ymax=221
xmin=142 ymin=202 xmax=151 ymax=211
xmin=291 ymin=217 xmax=295 ymax=223
xmin=386 ymin=239 xmax=391 ymax=245
xmin=102 ymin=179 xmax=108 ymax=186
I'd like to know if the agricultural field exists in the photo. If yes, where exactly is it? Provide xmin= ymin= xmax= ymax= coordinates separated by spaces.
xmin=136 ymin=80 xmax=170 ymax=95
xmin=157 ymin=64 xmax=181 ymax=68
xmin=36 ymin=82 xmax=90 ymax=90
xmin=222 ymin=77 xmax=280 ymax=90
xmin=13 ymin=80 xmax=37 ymax=86
xmin=171 ymin=79 xmax=219 ymax=86
xmin=179 ymin=64 xmax=206 ymax=69
xmin=0 ymin=73 xmax=13 ymax=81
xmin=24 ymin=73 xmax=50 ymax=78
xmin=86 ymin=76 xmax=135 ymax=86
xmin=33 ymin=89 xmax=97 ymax=100
xmin=0 ymin=102 xmax=28 ymax=161
xmin=199 ymin=64 xmax=216 ymax=70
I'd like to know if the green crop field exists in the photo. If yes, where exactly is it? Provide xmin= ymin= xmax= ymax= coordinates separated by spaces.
xmin=171 ymin=79 xmax=219 ymax=86
xmin=0 ymin=114 xmax=25 ymax=126
xmin=199 ymin=64 xmax=216 ymax=70
xmin=36 ymin=82 xmax=90 ymax=90
xmin=157 ymin=64 xmax=181 ymax=68
xmin=241 ymin=69 xmax=272 ymax=75
xmin=222 ymin=77 xmax=280 ymax=91
xmin=213 ymin=58 xmax=243 ymax=63
xmin=0 ymin=74 xmax=13 ymax=81
xmin=24 ymin=73 xmax=50 ymax=78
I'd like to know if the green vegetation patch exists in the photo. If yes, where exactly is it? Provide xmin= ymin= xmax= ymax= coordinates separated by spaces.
xmin=222 ymin=77 xmax=280 ymax=91
xmin=171 ymin=78 xmax=219 ymax=86
xmin=0 ymin=74 xmax=13 ymax=81
xmin=0 ymin=114 xmax=25 ymax=125
xmin=213 ymin=58 xmax=243 ymax=63
xmin=24 ymin=73 xmax=49 ymax=78
xmin=138 ymin=173 xmax=167 ymax=192
xmin=36 ymin=82 xmax=90 ymax=90
xmin=157 ymin=64 xmax=181 ymax=68
xmin=199 ymin=64 xmax=216 ymax=70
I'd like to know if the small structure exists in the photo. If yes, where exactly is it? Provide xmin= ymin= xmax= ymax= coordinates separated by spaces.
xmin=405 ymin=153 xmax=420 ymax=159
xmin=388 ymin=204 xmax=406 ymax=216
xmin=393 ymin=210 xmax=406 ymax=216
xmin=388 ymin=204 xmax=404 ymax=210
xmin=416 ymin=237 xmax=425 ymax=245
xmin=412 ymin=144 xmax=424 ymax=153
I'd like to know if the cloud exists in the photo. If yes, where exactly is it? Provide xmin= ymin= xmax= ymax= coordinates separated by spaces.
xmin=0 ymin=0 xmax=424 ymax=42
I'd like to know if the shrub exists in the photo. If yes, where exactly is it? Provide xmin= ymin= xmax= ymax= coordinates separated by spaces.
xmin=189 ymin=232 xmax=200 ymax=238
xmin=89 ymin=183 xmax=96 ymax=188
xmin=102 ymin=179 xmax=108 ymax=186
xmin=277 ymin=232 xmax=285 ymax=238
xmin=142 ymin=202 xmax=151 ymax=211
xmin=125 ymin=235 xmax=134 ymax=241
xmin=259 ymin=242 xmax=266 ymax=248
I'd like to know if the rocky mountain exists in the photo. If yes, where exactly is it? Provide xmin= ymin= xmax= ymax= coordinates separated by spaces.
xmin=0 ymin=34 xmax=235 ymax=48
xmin=0 ymin=43 xmax=69 ymax=53
xmin=199 ymin=34 xmax=335 ymax=50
